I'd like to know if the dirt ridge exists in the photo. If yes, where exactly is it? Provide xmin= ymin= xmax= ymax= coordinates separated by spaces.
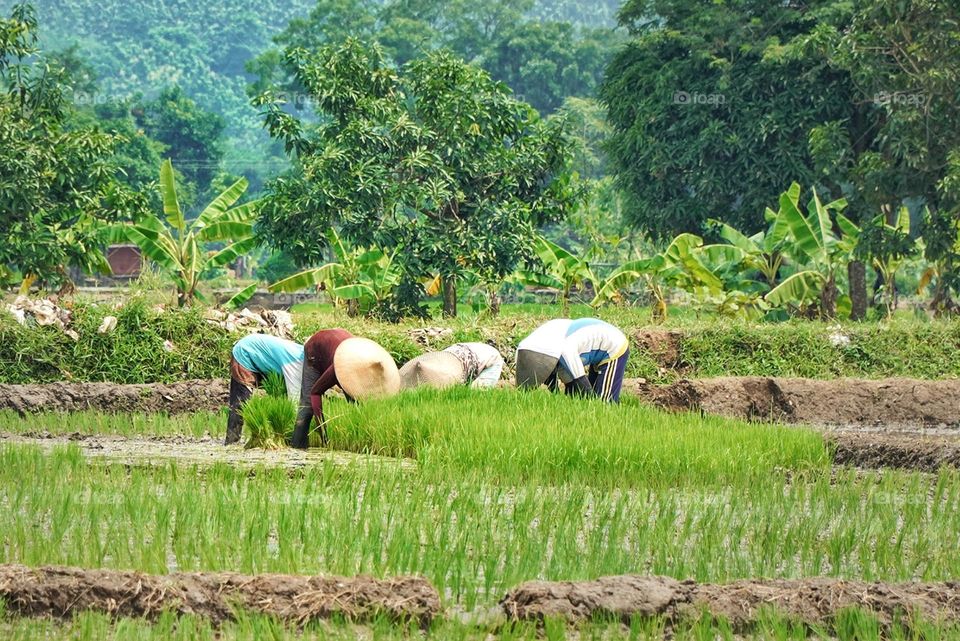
xmin=0 ymin=380 xmax=228 ymax=415
xmin=0 ymin=564 xmax=439 ymax=625
xmin=2 ymin=377 xmax=958 ymax=429
xmin=634 ymin=376 xmax=960 ymax=428
xmin=502 ymin=575 xmax=960 ymax=630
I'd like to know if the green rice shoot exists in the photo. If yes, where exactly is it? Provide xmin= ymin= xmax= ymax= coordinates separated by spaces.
xmin=261 ymin=371 xmax=288 ymax=399
xmin=241 ymin=395 xmax=296 ymax=449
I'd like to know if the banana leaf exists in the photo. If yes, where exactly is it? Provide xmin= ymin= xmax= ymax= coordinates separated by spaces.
xmin=194 ymin=177 xmax=249 ymax=229
xmin=268 ymin=263 xmax=342 ymax=292
xmin=159 ymin=159 xmax=184 ymax=233
xmin=207 ymin=237 xmax=258 ymax=269
xmin=764 ymin=270 xmax=824 ymax=307
xmin=196 ymin=221 xmax=254 ymax=243
xmin=226 ymin=283 xmax=258 ymax=309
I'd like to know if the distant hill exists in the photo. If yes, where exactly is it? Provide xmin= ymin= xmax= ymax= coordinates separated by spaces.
xmin=9 ymin=0 xmax=621 ymax=183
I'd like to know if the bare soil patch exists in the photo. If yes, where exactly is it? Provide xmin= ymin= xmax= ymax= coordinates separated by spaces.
xmin=632 ymin=377 xmax=960 ymax=429
xmin=829 ymin=432 xmax=960 ymax=473
xmin=0 ymin=380 xmax=228 ymax=415
xmin=0 ymin=433 xmax=415 ymax=471
xmin=633 ymin=330 xmax=686 ymax=371
xmin=0 ymin=564 xmax=439 ymax=626
xmin=4 ymin=376 xmax=957 ymax=430
xmin=502 ymin=575 xmax=960 ymax=630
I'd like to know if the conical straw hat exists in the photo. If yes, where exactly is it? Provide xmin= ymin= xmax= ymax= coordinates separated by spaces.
xmin=333 ymin=337 xmax=401 ymax=400
xmin=515 ymin=349 xmax=560 ymax=389
xmin=399 ymin=351 xmax=465 ymax=390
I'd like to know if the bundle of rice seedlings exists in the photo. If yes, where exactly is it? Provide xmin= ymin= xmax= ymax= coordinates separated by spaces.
xmin=261 ymin=371 xmax=288 ymax=399
xmin=242 ymin=394 xmax=297 ymax=449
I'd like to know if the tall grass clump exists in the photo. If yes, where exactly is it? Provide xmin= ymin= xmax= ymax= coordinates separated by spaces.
xmin=242 ymin=395 xmax=296 ymax=449
xmin=325 ymin=388 xmax=830 ymax=487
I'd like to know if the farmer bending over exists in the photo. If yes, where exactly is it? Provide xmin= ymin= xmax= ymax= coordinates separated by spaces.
xmin=399 ymin=342 xmax=505 ymax=390
xmin=292 ymin=329 xmax=400 ymax=448
xmin=515 ymin=318 xmax=629 ymax=402
xmin=226 ymin=333 xmax=305 ymax=445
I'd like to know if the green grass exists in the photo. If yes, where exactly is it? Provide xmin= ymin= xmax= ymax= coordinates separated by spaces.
xmin=4 ymin=297 xmax=960 ymax=384
xmin=0 ymin=409 xmax=226 ymax=439
xmin=3 ymin=607 xmax=958 ymax=641
xmin=324 ymin=388 xmax=830 ymax=487
xmin=2 ymin=444 xmax=959 ymax=612
xmin=0 ymin=389 xmax=830 ymax=487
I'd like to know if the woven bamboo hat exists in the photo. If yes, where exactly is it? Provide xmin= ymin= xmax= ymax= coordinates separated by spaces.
xmin=333 ymin=337 xmax=401 ymax=400
xmin=399 ymin=351 xmax=466 ymax=390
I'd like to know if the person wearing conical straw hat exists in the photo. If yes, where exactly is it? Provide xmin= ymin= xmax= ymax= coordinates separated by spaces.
xmin=225 ymin=333 xmax=305 ymax=445
xmin=399 ymin=342 xmax=505 ymax=390
xmin=515 ymin=318 xmax=629 ymax=402
xmin=291 ymin=329 xmax=401 ymax=448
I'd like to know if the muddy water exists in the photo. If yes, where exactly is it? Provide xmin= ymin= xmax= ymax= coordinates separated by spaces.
xmin=0 ymin=433 xmax=415 ymax=471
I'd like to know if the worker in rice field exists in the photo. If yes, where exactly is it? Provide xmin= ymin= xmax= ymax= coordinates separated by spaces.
xmin=291 ymin=329 xmax=401 ymax=449
xmin=398 ymin=342 xmax=505 ymax=390
xmin=515 ymin=318 xmax=630 ymax=402
xmin=226 ymin=333 xmax=305 ymax=445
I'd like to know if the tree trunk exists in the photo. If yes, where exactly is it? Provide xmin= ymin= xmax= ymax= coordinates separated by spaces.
xmin=819 ymin=275 xmax=837 ymax=320
xmin=346 ymin=299 xmax=359 ymax=318
xmin=442 ymin=275 xmax=457 ymax=318
xmin=848 ymin=260 xmax=867 ymax=321
xmin=487 ymin=288 xmax=501 ymax=317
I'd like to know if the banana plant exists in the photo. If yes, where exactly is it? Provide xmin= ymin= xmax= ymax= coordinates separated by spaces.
xmin=708 ymin=203 xmax=791 ymax=288
xmin=112 ymin=160 xmax=259 ymax=307
xmin=513 ymin=237 xmax=597 ymax=315
xmin=764 ymin=183 xmax=859 ymax=318
xmin=859 ymin=206 xmax=916 ymax=317
xmin=268 ymin=228 xmax=401 ymax=316
xmin=592 ymin=233 xmax=725 ymax=321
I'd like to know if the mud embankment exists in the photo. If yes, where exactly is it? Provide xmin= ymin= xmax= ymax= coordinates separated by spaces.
xmin=0 ymin=380 xmax=228 ymax=415
xmin=0 ymin=564 xmax=439 ymax=625
xmin=3 ymin=377 xmax=957 ymax=429
xmin=3 ymin=565 xmax=959 ymax=632
xmin=502 ymin=575 xmax=960 ymax=630
xmin=633 ymin=376 xmax=960 ymax=428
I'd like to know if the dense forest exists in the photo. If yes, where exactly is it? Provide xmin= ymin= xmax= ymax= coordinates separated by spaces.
xmin=19 ymin=0 xmax=623 ymax=194
xmin=3 ymin=0 xmax=960 ymax=319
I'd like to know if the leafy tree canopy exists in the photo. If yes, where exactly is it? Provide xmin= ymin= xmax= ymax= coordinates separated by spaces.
xmin=0 ymin=4 xmax=147 ymax=288
xmin=601 ymin=0 xmax=851 ymax=240
xmin=249 ymin=0 xmax=622 ymax=116
xmin=256 ymin=40 xmax=583 ymax=316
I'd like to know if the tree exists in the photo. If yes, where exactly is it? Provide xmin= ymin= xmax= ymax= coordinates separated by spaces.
xmin=256 ymin=40 xmax=581 ymax=318
xmin=133 ymin=86 xmax=226 ymax=205
xmin=601 ymin=0 xmax=852 ymax=239
xmin=115 ymin=160 xmax=259 ymax=306
xmin=794 ymin=0 xmax=960 ymax=312
xmin=480 ymin=21 xmax=613 ymax=114
xmin=764 ymin=184 xmax=860 ymax=319
xmin=0 ymin=4 xmax=147 ymax=290
xmin=248 ymin=0 xmax=618 ymax=116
